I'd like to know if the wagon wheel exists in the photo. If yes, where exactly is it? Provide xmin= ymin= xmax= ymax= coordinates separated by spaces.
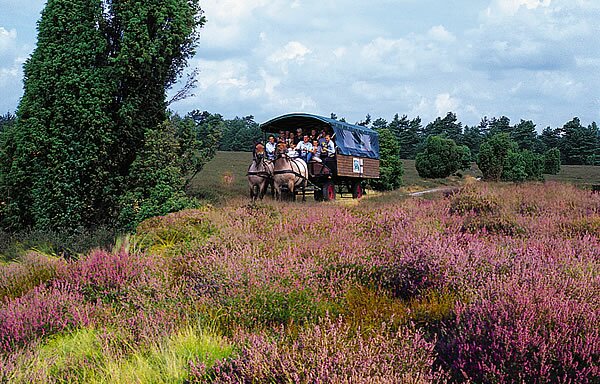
xmin=322 ymin=181 xmax=335 ymax=201
xmin=351 ymin=181 xmax=363 ymax=199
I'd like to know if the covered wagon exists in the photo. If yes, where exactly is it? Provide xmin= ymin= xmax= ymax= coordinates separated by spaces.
xmin=260 ymin=113 xmax=380 ymax=200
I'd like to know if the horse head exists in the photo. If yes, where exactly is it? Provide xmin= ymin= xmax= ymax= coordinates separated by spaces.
xmin=276 ymin=142 xmax=288 ymax=157
xmin=253 ymin=143 xmax=266 ymax=164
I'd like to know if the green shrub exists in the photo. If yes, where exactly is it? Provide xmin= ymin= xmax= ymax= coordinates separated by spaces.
xmin=226 ymin=288 xmax=326 ymax=328
xmin=118 ymin=122 xmax=201 ymax=231
xmin=501 ymin=150 xmax=543 ymax=182
xmin=477 ymin=133 xmax=517 ymax=181
xmin=415 ymin=136 xmax=470 ymax=178
xmin=543 ymin=148 xmax=561 ymax=174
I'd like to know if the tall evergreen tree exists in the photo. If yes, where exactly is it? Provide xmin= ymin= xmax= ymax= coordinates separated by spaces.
xmin=511 ymin=119 xmax=539 ymax=151
xmin=0 ymin=0 xmax=115 ymax=230
xmin=539 ymin=126 xmax=561 ymax=152
xmin=371 ymin=117 xmax=388 ymax=131
xmin=219 ymin=116 xmax=262 ymax=152
xmin=478 ymin=117 xmax=491 ymax=137
xmin=388 ymin=114 xmax=422 ymax=159
xmin=0 ymin=0 xmax=204 ymax=231
xmin=423 ymin=112 xmax=463 ymax=144
xmin=488 ymin=116 xmax=512 ymax=137
xmin=0 ymin=112 xmax=16 ymax=134
xmin=462 ymin=125 xmax=484 ymax=159
xmin=368 ymin=128 xmax=403 ymax=191
xmin=560 ymin=117 xmax=598 ymax=165
xmin=357 ymin=114 xmax=372 ymax=127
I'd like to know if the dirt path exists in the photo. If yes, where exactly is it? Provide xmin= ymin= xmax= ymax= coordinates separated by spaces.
xmin=408 ymin=186 xmax=459 ymax=197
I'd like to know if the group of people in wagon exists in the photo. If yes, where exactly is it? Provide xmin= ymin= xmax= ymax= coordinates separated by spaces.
xmin=264 ymin=127 xmax=336 ymax=164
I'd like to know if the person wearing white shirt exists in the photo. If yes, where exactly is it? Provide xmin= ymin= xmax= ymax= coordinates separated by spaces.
xmin=322 ymin=134 xmax=336 ymax=157
xmin=265 ymin=135 xmax=276 ymax=160
xmin=295 ymin=135 xmax=314 ymax=163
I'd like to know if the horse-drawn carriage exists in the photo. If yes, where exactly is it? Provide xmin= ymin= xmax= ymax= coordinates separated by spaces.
xmin=249 ymin=113 xmax=380 ymax=201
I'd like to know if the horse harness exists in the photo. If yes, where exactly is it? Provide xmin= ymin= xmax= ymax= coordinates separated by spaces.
xmin=273 ymin=156 xmax=308 ymax=181
xmin=247 ymin=158 xmax=272 ymax=179
xmin=247 ymin=170 xmax=271 ymax=179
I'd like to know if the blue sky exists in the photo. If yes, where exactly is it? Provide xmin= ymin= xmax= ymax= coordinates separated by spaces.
xmin=1 ymin=0 xmax=599 ymax=130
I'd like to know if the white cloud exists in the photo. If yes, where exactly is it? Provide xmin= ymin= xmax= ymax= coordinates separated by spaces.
xmin=0 ymin=27 xmax=18 ymax=61
xmin=486 ymin=0 xmax=551 ymax=17
xmin=333 ymin=47 xmax=347 ymax=58
xmin=0 ymin=27 xmax=17 ymax=45
xmin=3 ymin=0 xmax=600 ymax=129
xmin=268 ymin=41 xmax=311 ymax=63
xmin=435 ymin=93 xmax=460 ymax=116
xmin=427 ymin=25 xmax=456 ymax=42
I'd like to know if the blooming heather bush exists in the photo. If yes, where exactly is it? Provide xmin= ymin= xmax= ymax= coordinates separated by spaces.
xmin=194 ymin=318 xmax=446 ymax=383
xmin=67 ymin=249 xmax=188 ymax=344
xmin=69 ymin=249 xmax=165 ymax=304
xmin=448 ymin=185 xmax=499 ymax=216
xmin=447 ymin=273 xmax=599 ymax=383
xmin=365 ymin=254 xmax=444 ymax=300
xmin=0 ymin=282 xmax=92 ymax=353
xmin=0 ymin=252 xmax=65 ymax=300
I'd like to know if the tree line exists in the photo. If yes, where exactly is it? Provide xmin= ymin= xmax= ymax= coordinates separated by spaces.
xmin=359 ymin=112 xmax=599 ymax=166
xmin=91 ymin=110 xmax=596 ymax=167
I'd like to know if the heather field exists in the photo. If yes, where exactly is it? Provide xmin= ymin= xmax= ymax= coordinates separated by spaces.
xmin=1 ymin=181 xmax=599 ymax=383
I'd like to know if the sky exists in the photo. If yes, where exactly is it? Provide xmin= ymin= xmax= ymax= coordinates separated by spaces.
xmin=1 ymin=0 xmax=600 ymax=130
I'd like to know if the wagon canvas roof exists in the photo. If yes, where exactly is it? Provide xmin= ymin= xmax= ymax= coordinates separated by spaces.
xmin=260 ymin=113 xmax=380 ymax=159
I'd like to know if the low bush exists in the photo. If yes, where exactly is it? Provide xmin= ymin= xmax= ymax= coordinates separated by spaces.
xmin=559 ymin=217 xmax=600 ymax=238
xmin=0 ymin=227 xmax=119 ymax=262
xmin=224 ymin=288 xmax=326 ymax=329
xmin=133 ymin=209 xmax=216 ymax=254
xmin=544 ymin=147 xmax=561 ymax=174
xmin=460 ymin=214 xmax=526 ymax=236
xmin=366 ymin=257 xmax=444 ymax=300
xmin=448 ymin=187 xmax=500 ymax=215
xmin=0 ymin=252 xmax=65 ymax=301
xmin=0 ymin=283 xmax=92 ymax=353
xmin=195 ymin=318 xmax=446 ymax=383
xmin=444 ymin=276 xmax=599 ymax=383
xmin=501 ymin=149 xmax=544 ymax=182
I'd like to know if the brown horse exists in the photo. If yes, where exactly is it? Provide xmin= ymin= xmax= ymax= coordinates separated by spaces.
xmin=272 ymin=142 xmax=308 ymax=201
xmin=247 ymin=143 xmax=274 ymax=202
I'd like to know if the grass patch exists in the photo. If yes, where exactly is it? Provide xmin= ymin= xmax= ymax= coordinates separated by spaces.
xmin=187 ymin=151 xmax=252 ymax=203
xmin=0 ymin=252 xmax=64 ymax=300
xmin=544 ymin=164 xmax=600 ymax=189
xmin=9 ymin=326 xmax=232 ymax=384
